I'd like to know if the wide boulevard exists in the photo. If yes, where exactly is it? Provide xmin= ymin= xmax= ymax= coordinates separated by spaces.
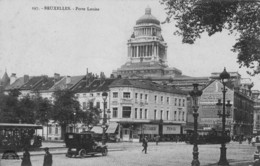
xmin=0 ymin=141 xmax=256 ymax=166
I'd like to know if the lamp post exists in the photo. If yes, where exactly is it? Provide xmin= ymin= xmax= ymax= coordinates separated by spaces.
xmin=189 ymin=83 xmax=203 ymax=166
xmin=102 ymin=92 xmax=108 ymax=145
xmin=216 ymin=67 xmax=231 ymax=166
xmin=73 ymin=112 xmax=76 ymax=133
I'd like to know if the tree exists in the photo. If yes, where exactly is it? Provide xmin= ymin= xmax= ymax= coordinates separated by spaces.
xmin=52 ymin=89 xmax=82 ymax=140
xmin=17 ymin=95 xmax=36 ymax=123
xmin=80 ymin=101 xmax=101 ymax=127
xmin=0 ymin=89 xmax=20 ymax=123
xmin=33 ymin=94 xmax=53 ymax=125
xmin=161 ymin=0 xmax=260 ymax=75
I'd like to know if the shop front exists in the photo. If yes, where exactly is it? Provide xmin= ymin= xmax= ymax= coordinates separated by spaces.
xmin=162 ymin=125 xmax=182 ymax=141
xmin=118 ymin=123 xmax=183 ymax=142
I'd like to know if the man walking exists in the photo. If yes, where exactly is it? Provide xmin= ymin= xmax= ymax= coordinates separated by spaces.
xmin=155 ymin=135 xmax=160 ymax=145
xmin=43 ymin=147 xmax=52 ymax=166
xmin=142 ymin=136 xmax=148 ymax=154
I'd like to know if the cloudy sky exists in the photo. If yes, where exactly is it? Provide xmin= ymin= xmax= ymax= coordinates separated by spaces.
xmin=0 ymin=0 xmax=259 ymax=90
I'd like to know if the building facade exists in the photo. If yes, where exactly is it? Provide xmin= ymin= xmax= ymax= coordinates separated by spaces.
xmin=112 ymin=7 xmax=182 ymax=79
xmin=109 ymin=79 xmax=187 ymax=142
xmin=252 ymin=90 xmax=260 ymax=134
xmin=198 ymin=79 xmax=254 ymax=137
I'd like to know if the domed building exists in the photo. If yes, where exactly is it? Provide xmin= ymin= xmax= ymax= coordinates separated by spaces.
xmin=112 ymin=7 xmax=182 ymax=79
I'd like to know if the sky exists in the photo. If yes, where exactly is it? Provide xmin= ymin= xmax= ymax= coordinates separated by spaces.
xmin=0 ymin=0 xmax=259 ymax=90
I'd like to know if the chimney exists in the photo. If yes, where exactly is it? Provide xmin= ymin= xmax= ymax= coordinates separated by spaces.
xmin=10 ymin=73 xmax=17 ymax=84
xmin=54 ymin=73 xmax=60 ymax=81
xmin=24 ymin=75 xmax=29 ymax=83
xmin=66 ymin=76 xmax=71 ymax=84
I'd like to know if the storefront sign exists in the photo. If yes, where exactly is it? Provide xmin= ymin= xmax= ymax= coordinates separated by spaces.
xmin=201 ymin=118 xmax=233 ymax=125
xmin=138 ymin=124 xmax=158 ymax=134
xmin=163 ymin=125 xmax=181 ymax=134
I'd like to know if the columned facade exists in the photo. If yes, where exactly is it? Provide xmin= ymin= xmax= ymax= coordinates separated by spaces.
xmin=112 ymin=7 xmax=182 ymax=79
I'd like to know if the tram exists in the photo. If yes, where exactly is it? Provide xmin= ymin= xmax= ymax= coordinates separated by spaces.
xmin=0 ymin=123 xmax=43 ymax=151
xmin=185 ymin=128 xmax=231 ymax=144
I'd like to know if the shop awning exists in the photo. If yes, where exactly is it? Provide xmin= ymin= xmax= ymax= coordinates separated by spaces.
xmin=106 ymin=122 xmax=118 ymax=134
xmin=91 ymin=126 xmax=103 ymax=134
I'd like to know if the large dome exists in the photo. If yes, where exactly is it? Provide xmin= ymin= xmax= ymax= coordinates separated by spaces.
xmin=136 ymin=7 xmax=160 ymax=25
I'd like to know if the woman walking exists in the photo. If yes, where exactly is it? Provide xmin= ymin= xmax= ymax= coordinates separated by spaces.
xmin=21 ymin=148 xmax=32 ymax=166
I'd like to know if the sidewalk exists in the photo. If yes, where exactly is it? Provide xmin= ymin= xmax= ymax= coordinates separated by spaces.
xmin=16 ymin=141 xmax=124 ymax=156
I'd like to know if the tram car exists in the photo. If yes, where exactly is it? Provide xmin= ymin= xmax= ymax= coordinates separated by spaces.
xmin=0 ymin=123 xmax=43 ymax=152
xmin=185 ymin=128 xmax=231 ymax=144
xmin=65 ymin=132 xmax=108 ymax=158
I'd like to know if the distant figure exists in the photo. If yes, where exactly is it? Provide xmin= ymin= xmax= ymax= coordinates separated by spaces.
xmin=248 ymin=136 xmax=252 ymax=144
xmin=252 ymin=137 xmax=256 ymax=146
xmin=155 ymin=135 xmax=160 ymax=145
xmin=21 ymin=148 xmax=32 ymax=166
xmin=142 ymin=136 xmax=148 ymax=154
xmin=43 ymin=147 xmax=52 ymax=166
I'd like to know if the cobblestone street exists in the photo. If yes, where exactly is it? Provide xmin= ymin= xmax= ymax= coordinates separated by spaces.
xmin=1 ymin=141 xmax=256 ymax=166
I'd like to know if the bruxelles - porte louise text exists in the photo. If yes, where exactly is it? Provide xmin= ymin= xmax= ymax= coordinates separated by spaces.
xmin=43 ymin=6 xmax=99 ymax=11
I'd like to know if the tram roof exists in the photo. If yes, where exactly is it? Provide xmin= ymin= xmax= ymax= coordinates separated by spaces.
xmin=0 ymin=123 xmax=43 ymax=129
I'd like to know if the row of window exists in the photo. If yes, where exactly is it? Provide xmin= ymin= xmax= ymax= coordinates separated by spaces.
xmin=113 ymin=92 xmax=186 ymax=107
xmin=112 ymin=107 xmax=185 ymax=121
xmin=82 ymin=101 xmax=100 ymax=110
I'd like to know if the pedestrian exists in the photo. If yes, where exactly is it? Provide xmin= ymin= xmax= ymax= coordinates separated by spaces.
xmin=21 ymin=147 xmax=32 ymax=166
xmin=142 ymin=136 xmax=148 ymax=154
xmin=252 ymin=136 xmax=256 ymax=146
xmin=248 ymin=136 xmax=252 ymax=145
xmin=43 ymin=147 xmax=52 ymax=166
xmin=155 ymin=135 xmax=160 ymax=145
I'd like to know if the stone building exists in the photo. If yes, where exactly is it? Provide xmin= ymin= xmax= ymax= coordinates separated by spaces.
xmin=109 ymin=79 xmax=188 ymax=142
xmin=252 ymin=90 xmax=260 ymax=134
xmin=112 ymin=7 xmax=182 ymax=79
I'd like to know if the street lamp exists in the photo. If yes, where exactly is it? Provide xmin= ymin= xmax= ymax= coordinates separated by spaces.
xmin=102 ymin=92 xmax=108 ymax=145
xmin=216 ymin=67 xmax=231 ymax=166
xmin=73 ymin=112 xmax=76 ymax=133
xmin=189 ymin=83 xmax=203 ymax=166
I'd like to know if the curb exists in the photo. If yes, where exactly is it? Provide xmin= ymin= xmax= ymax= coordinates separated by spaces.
xmin=20 ymin=148 xmax=124 ymax=157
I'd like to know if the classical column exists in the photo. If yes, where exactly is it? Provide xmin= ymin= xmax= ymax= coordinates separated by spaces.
xmin=146 ymin=45 xmax=148 ymax=57
xmin=137 ymin=46 xmax=139 ymax=57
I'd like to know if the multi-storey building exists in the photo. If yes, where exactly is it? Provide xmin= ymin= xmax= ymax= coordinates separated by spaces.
xmin=198 ymin=77 xmax=254 ymax=137
xmin=109 ymin=79 xmax=187 ymax=141
xmin=252 ymin=90 xmax=260 ymax=134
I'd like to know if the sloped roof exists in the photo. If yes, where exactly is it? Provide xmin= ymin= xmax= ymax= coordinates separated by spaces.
xmin=48 ymin=75 xmax=85 ymax=91
xmin=34 ymin=77 xmax=63 ymax=91
xmin=109 ymin=79 xmax=188 ymax=95
xmin=5 ymin=77 xmax=25 ymax=90
xmin=20 ymin=76 xmax=43 ymax=90
xmin=73 ymin=78 xmax=116 ymax=93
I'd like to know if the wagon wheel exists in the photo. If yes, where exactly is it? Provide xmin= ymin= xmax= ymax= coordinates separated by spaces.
xmin=66 ymin=149 xmax=72 ymax=158
xmin=102 ymin=148 xmax=108 ymax=156
xmin=79 ymin=149 xmax=86 ymax=158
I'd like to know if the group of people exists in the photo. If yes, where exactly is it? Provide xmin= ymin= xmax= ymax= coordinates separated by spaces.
xmin=21 ymin=147 xmax=52 ymax=166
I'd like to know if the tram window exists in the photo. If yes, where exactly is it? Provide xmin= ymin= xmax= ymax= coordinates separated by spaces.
xmin=55 ymin=127 xmax=58 ymax=134
xmin=48 ymin=127 xmax=52 ymax=134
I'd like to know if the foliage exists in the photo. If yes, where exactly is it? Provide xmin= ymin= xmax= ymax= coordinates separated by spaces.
xmin=32 ymin=93 xmax=53 ymax=125
xmin=17 ymin=95 xmax=36 ymax=123
xmin=0 ymin=90 xmax=20 ymax=123
xmin=80 ymin=102 xmax=101 ymax=126
xmin=52 ymin=89 xmax=82 ymax=126
xmin=0 ymin=90 xmax=53 ymax=124
xmin=161 ymin=0 xmax=260 ymax=75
